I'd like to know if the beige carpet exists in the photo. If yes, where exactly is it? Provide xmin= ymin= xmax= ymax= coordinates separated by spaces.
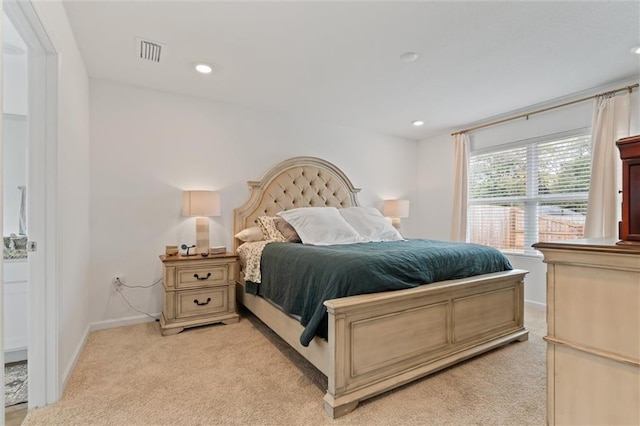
xmin=24 ymin=305 xmax=546 ymax=425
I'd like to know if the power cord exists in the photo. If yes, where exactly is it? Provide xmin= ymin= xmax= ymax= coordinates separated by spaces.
xmin=113 ymin=277 xmax=161 ymax=321
xmin=118 ymin=277 xmax=162 ymax=289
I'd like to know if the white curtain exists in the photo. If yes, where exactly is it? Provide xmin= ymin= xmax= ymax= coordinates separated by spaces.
xmin=451 ymin=133 xmax=470 ymax=242
xmin=584 ymin=92 xmax=631 ymax=239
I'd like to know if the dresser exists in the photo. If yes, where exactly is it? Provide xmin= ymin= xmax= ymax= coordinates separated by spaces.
xmin=616 ymin=135 xmax=640 ymax=244
xmin=533 ymin=239 xmax=640 ymax=425
xmin=159 ymin=253 xmax=239 ymax=336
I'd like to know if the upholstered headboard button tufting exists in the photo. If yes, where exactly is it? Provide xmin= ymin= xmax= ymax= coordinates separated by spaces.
xmin=233 ymin=157 xmax=361 ymax=251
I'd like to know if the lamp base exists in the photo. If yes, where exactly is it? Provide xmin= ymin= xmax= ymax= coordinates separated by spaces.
xmin=195 ymin=217 xmax=210 ymax=255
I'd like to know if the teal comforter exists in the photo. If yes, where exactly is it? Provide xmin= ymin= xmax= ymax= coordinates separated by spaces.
xmin=253 ymin=239 xmax=512 ymax=347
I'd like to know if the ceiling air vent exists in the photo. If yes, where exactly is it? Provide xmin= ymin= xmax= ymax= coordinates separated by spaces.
xmin=137 ymin=38 xmax=164 ymax=63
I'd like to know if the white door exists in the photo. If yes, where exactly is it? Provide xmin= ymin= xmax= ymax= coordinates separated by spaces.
xmin=2 ymin=0 xmax=58 ymax=412
xmin=2 ymin=2 xmax=29 ymax=370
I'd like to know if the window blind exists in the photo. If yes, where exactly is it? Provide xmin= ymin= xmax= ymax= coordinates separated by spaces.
xmin=468 ymin=134 xmax=591 ymax=254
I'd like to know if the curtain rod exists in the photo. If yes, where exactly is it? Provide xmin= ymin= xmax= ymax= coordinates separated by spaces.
xmin=451 ymin=83 xmax=639 ymax=136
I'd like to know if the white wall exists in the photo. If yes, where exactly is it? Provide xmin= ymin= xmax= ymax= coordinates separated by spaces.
xmin=417 ymin=79 xmax=640 ymax=306
xmin=32 ymin=0 xmax=91 ymax=394
xmin=89 ymin=79 xmax=418 ymax=323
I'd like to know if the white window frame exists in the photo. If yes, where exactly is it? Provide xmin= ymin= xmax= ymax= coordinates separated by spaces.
xmin=468 ymin=128 xmax=591 ymax=256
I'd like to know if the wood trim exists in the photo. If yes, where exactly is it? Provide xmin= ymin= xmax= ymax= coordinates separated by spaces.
xmin=533 ymin=238 xmax=640 ymax=255
xmin=159 ymin=253 xmax=236 ymax=263
xmin=544 ymin=336 xmax=640 ymax=367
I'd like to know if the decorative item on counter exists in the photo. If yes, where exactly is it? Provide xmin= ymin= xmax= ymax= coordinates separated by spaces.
xmin=12 ymin=236 xmax=27 ymax=250
xmin=165 ymin=245 xmax=178 ymax=256
xmin=3 ymin=234 xmax=28 ymax=260
xmin=209 ymin=246 xmax=226 ymax=255
xmin=180 ymin=244 xmax=196 ymax=256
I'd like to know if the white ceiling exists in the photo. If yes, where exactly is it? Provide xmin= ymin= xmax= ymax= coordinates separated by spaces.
xmin=63 ymin=1 xmax=640 ymax=140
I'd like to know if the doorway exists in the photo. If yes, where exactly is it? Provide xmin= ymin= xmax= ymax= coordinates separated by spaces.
xmin=2 ymin=0 xmax=58 ymax=422
xmin=3 ymin=7 xmax=30 ymax=415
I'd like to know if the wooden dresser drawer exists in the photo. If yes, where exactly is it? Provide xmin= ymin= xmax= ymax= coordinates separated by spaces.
xmin=176 ymin=264 xmax=229 ymax=289
xmin=176 ymin=287 xmax=228 ymax=319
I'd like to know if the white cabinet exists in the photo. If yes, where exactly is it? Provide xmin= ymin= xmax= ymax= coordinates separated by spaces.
xmin=4 ymin=259 xmax=28 ymax=362
xmin=534 ymin=239 xmax=640 ymax=425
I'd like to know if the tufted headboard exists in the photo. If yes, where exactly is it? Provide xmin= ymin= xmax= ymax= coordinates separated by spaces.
xmin=233 ymin=157 xmax=361 ymax=250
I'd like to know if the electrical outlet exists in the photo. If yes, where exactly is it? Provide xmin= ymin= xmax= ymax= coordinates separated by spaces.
xmin=112 ymin=276 xmax=125 ymax=291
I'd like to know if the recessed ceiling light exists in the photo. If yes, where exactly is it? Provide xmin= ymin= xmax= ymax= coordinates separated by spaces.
xmin=412 ymin=120 xmax=424 ymax=127
xmin=400 ymin=52 xmax=418 ymax=63
xmin=632 ymin=45 xmax=640 ymax=55
xmin=195 ymin=63 xmax=212 ymax=74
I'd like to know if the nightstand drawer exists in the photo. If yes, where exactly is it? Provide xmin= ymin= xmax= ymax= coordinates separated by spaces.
xmin=176 ymin=287 xmax=228 ymax=319
xmin=176 ymin=264 xmax=229 ymax=289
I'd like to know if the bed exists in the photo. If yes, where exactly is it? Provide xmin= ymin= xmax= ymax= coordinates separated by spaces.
xmin=233 ymin=156 xmax=528 ymax=418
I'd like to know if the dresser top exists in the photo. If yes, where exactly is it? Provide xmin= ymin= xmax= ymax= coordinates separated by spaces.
xmin=533 ymin=238 xmax=640 ymax=255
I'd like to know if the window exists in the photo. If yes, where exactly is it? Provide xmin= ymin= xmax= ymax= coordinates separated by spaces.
xmin=468 ymin=133 xmax=591 ymax=255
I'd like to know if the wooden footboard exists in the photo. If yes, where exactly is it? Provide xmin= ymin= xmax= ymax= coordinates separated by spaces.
xmin=322 ymin=269 xmax=528 ymax=418
xmin=237 ymin=269 xmax=528 ymax=418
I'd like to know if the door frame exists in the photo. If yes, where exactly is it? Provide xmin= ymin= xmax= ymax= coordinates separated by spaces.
xmin=3 ymin=0 xmax=59 ymax=408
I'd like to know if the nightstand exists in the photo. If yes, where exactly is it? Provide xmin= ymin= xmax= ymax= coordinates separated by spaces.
xmin=159 ymin=253 xmax=239 ymax=336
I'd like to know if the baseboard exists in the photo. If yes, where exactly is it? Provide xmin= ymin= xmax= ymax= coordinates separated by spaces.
xmin=61 ymin=323 xmax=91 ymax=393
xmin=524 ymin=299 xmax=546 ymax=310
xmin=90 ymin=313 xmax=160 ymax=332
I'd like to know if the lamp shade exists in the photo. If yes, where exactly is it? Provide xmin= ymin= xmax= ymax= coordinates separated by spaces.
xmin=182 ymin=190 xmax=221 ymax=217
xmin=383 ymin=199 xmax=410 ymax=218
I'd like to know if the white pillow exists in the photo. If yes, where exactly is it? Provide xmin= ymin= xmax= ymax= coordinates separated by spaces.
xmin=234 ymin=226 xmax=264 ymax=242
xmin=339 ymin=206 xmax=404 ymax=242
xmin=277 ymin=207 xmax=364 ymax=245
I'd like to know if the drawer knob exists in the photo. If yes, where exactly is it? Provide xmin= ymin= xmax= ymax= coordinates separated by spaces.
xmin=193 ymin=272 xmax=211 ymax=281
xmin=194 ymin=297 xmax=211 ymax=306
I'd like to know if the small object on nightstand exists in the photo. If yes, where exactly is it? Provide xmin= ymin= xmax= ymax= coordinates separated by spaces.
xmin=209 ymin=246 xmax=226 ymax=255
xmin=200 ymin=253 xmax=209 ymax=257
xmin=180 ymin=244 xmax=196 ymax=256
xmin=165 ymin=245 xmax=178 ymax=256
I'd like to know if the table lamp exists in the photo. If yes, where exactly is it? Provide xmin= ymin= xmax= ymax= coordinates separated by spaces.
xmin=383 ymin=199 xmax=410 ymax=228
xmin=182 ymin=190 xmax=221 ymax=255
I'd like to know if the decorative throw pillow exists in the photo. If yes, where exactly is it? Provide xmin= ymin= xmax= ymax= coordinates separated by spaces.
xmin=234 ymin=226 xmax=264 ymax=242
xmin=273 ymin=217 xmax=302 ymax=243
xmin=256 ymin=216 xmax=287 ymax=242
xmin=277 ymin=207 xmax=364 ymax=245
xmin=339 ymin=206 xmax=404 ymax=242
